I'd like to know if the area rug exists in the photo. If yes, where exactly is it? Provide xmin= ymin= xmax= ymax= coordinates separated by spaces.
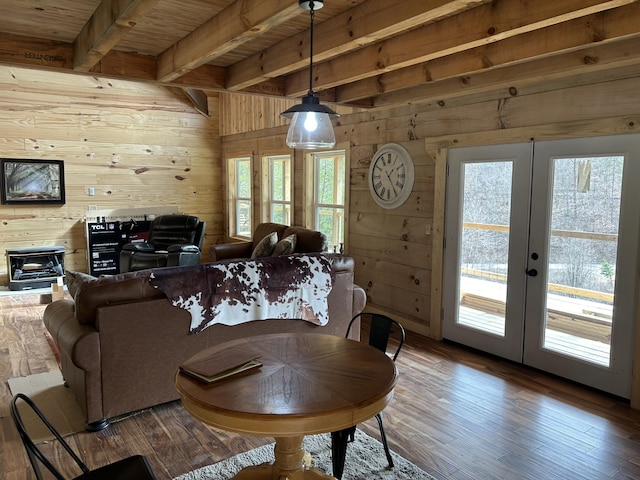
xmin=7 ymin=370 xmax=85 ymax=442
xmin=174 ymin=429 xmax=435 ymax=480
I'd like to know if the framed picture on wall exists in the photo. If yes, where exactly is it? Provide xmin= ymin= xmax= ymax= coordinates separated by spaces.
xmin=0 ymin=158 xmax=66 ymax=205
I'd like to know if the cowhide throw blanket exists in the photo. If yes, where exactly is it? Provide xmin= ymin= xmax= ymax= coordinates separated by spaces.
xmin=149 ymin=254 xmax=334 ymax=333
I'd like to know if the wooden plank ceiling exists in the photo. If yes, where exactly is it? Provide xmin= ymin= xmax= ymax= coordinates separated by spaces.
xmin=0 ymin=0 xmax=638 ymax=110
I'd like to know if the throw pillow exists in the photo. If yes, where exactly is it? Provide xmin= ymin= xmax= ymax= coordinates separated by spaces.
xmin=65 ymin=270 xmax=98 ymax=299
xmin=272 ymin=234 xmax=297 ymax=256
xmin=251 ymin=231 xmax=278 ymax=259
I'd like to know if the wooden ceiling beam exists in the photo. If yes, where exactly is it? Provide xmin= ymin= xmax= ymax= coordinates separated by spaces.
xmin=336 ymin=2 xmax=640 ymax=104
xmin=225 ymin=0 xmax=489 ymax=91
xmin=0 ymin=31 xmax=231 ymax=92
xmin=0 ymin=32 xmax=73 ymax=70
xmin=366 ymin=36 xmax=640 ymax=108
xmin=156 ymin=0 xmax=301 ymax=82
xmin=90 ymin=50 xmax=228 ymax=89
xmin=285 ymin=0 xmax=639 ymax=97
xmin=73 ymin=0 xmax=161 ymax=72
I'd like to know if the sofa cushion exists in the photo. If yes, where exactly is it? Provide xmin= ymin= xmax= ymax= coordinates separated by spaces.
xmin=251 ymin=231 xmax=278 ymax=258
xmin=272 ymin=234 xmax=297 ymax=256
xmin=283 ymin=226 xmax=328 ymax=253
xmin=252 ymin=222 xmax=287 ymax=244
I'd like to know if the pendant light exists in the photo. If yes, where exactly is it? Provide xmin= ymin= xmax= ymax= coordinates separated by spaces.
xmin=281 ymin=0 xmax=339 ymax=149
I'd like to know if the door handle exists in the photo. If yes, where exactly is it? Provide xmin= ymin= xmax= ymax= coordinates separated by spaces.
xmin=526 ymin=268 xmax=538 ymax=277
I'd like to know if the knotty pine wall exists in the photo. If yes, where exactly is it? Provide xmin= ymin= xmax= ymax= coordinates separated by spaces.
xmin=221 ymin=74 xmax=640 ymax=341
xmin=0 ymin=66 xmax=222 ymax=285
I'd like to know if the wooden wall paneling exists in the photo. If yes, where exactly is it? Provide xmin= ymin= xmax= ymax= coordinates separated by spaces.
xmin=428 ymin=146 xmax=447 ymax=340
xmin=500 ymin=77 xmax=640 ymax=127
xmin=349 ymin=213 xmax=431 ymax=246
xmin=219 ymin=92 xmax=362 ymax=137
xmin=0 ymin=65 xmax=221 ymax=284
xmin=355 ymin=256 xmax=431 ymax=297
xmin=359 ymin=267 xmax=431 ymax=327
xmin=349 ymin=232 xmax=431 ymax=270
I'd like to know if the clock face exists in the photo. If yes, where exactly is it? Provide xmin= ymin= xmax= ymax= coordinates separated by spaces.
xmin=368 ymin=143 xmax=414 ymax=209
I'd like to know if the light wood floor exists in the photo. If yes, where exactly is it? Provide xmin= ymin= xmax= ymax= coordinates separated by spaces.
xmin=2 ymin=293 xmax=640 ymax=479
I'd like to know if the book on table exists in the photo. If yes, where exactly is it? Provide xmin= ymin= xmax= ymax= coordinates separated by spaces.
xmin=179 ymin=349 xmax=262 ymax=384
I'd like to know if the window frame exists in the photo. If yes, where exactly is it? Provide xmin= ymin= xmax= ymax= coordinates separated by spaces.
xmin=305 ymin=148 xmax=348 ymax=253
xmin=227 ymin=155 xmax=253 ymax=239
xmin=261 ymin=153 xmax=293 ymax=225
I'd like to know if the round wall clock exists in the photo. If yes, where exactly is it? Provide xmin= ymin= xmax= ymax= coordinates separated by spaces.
xmin=368 ymin=143 xmax=415 ymax=209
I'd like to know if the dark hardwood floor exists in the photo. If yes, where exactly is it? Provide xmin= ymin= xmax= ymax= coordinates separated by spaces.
xmin=2 ymin=292 xmax=640 ymax=479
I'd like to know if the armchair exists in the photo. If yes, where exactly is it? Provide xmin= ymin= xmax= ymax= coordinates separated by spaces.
xmin=210 ymin=222 xmax=327 ymax=261
xmin=119 ymin=214 xmax=205 ymax=273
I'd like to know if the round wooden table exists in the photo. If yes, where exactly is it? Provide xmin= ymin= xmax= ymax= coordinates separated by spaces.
xmin=175 ymin=332 xmax=397 ymax=480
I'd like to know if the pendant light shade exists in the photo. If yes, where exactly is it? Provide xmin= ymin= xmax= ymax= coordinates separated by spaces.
xmin=281 ymin=0 xmax=339 ymax=149
xmin=281 ymin=93 xmax=338 ymax=149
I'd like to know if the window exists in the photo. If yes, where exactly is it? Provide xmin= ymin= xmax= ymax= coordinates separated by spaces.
xmin=310 ymin=150 xmax=346 ymax=252
xmin=228 ymin=156 xmax=252 ymax=238
xmin=263 ymin=154 xmax=292 ymax=225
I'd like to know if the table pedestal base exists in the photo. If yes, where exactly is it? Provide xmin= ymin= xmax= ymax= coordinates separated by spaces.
xmin=230 ymin=436 xmax=336 ymax=480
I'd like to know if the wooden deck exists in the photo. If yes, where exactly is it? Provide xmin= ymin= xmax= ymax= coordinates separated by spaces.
xmin=458 ymin=277 xmax=612 ymax=367
xmin=458 ymin=306 xmax=611 ymax=366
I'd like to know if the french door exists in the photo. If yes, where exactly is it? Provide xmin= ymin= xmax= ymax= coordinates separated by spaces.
xmin=442 ymin=134 xmax=640 ymax=398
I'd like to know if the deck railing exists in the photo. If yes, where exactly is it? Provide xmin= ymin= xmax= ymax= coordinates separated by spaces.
xmin=462 ymin=221 xmax=616 ymax=304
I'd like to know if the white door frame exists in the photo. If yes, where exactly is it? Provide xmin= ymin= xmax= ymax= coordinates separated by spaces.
xmin=443 ymin=134 xmax=640 ymax=398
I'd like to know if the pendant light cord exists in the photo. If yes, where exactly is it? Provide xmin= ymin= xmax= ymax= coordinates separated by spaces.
xmin=308 ymin=2 xmax=316 ymax=96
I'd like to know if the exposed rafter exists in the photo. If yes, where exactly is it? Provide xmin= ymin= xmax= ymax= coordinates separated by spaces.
xmin=284 ymin=0 xmax=640 ymax=97
xmin=156 ymin=0 xmax=302 ymax=82
xmin=73 ymin=0 xmax=161 ymax=72
xmin=0 ymin=0 xmax=637 ymax=111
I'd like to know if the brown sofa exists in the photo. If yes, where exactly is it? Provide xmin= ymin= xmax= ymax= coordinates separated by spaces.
xmin=210 ymin=222 xmax=328 ymax=261
xmin=43 ymin=254 xmax=365 ymax=431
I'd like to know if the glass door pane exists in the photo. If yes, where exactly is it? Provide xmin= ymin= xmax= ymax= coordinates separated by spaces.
xmin=542 ymin=155 xmax=622 ymax=367
xmin=458 ymin=161 xmax=513 ymax=337
xmin=443 ymin=143 xmax=531 ymax=362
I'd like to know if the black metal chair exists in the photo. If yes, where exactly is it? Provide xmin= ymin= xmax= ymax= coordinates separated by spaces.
xmin=119 ymin=214 xmax=205 ymax=273
xmin=331 ymin=312 xmax=406 ymax=479
xmin=10 ymin=393 xmax=156 ymax=480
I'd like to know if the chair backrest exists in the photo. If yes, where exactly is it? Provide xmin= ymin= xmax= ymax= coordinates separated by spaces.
xmin=346 ymin=313 xmax=406 ymax=361
xmin=148 ymin=215 xmax=205 ymax=250
xmin=11 ymin=393 xmax=156 ymax=480
xmin=11 ymin=393 xmax=90 ymax=479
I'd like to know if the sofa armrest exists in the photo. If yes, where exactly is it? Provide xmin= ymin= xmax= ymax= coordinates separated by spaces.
xmin=121 ymin=242 xmax=154 ymax=252
xmin=167 ymin=247 xmax=201 ymax=267
xmin=168 ymin=244 xmax=199 ymax=253
xmin=43 ymin=300 xmax=100 ymax=371
xmin=210 ymin=241 xmax=253 ymax=261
